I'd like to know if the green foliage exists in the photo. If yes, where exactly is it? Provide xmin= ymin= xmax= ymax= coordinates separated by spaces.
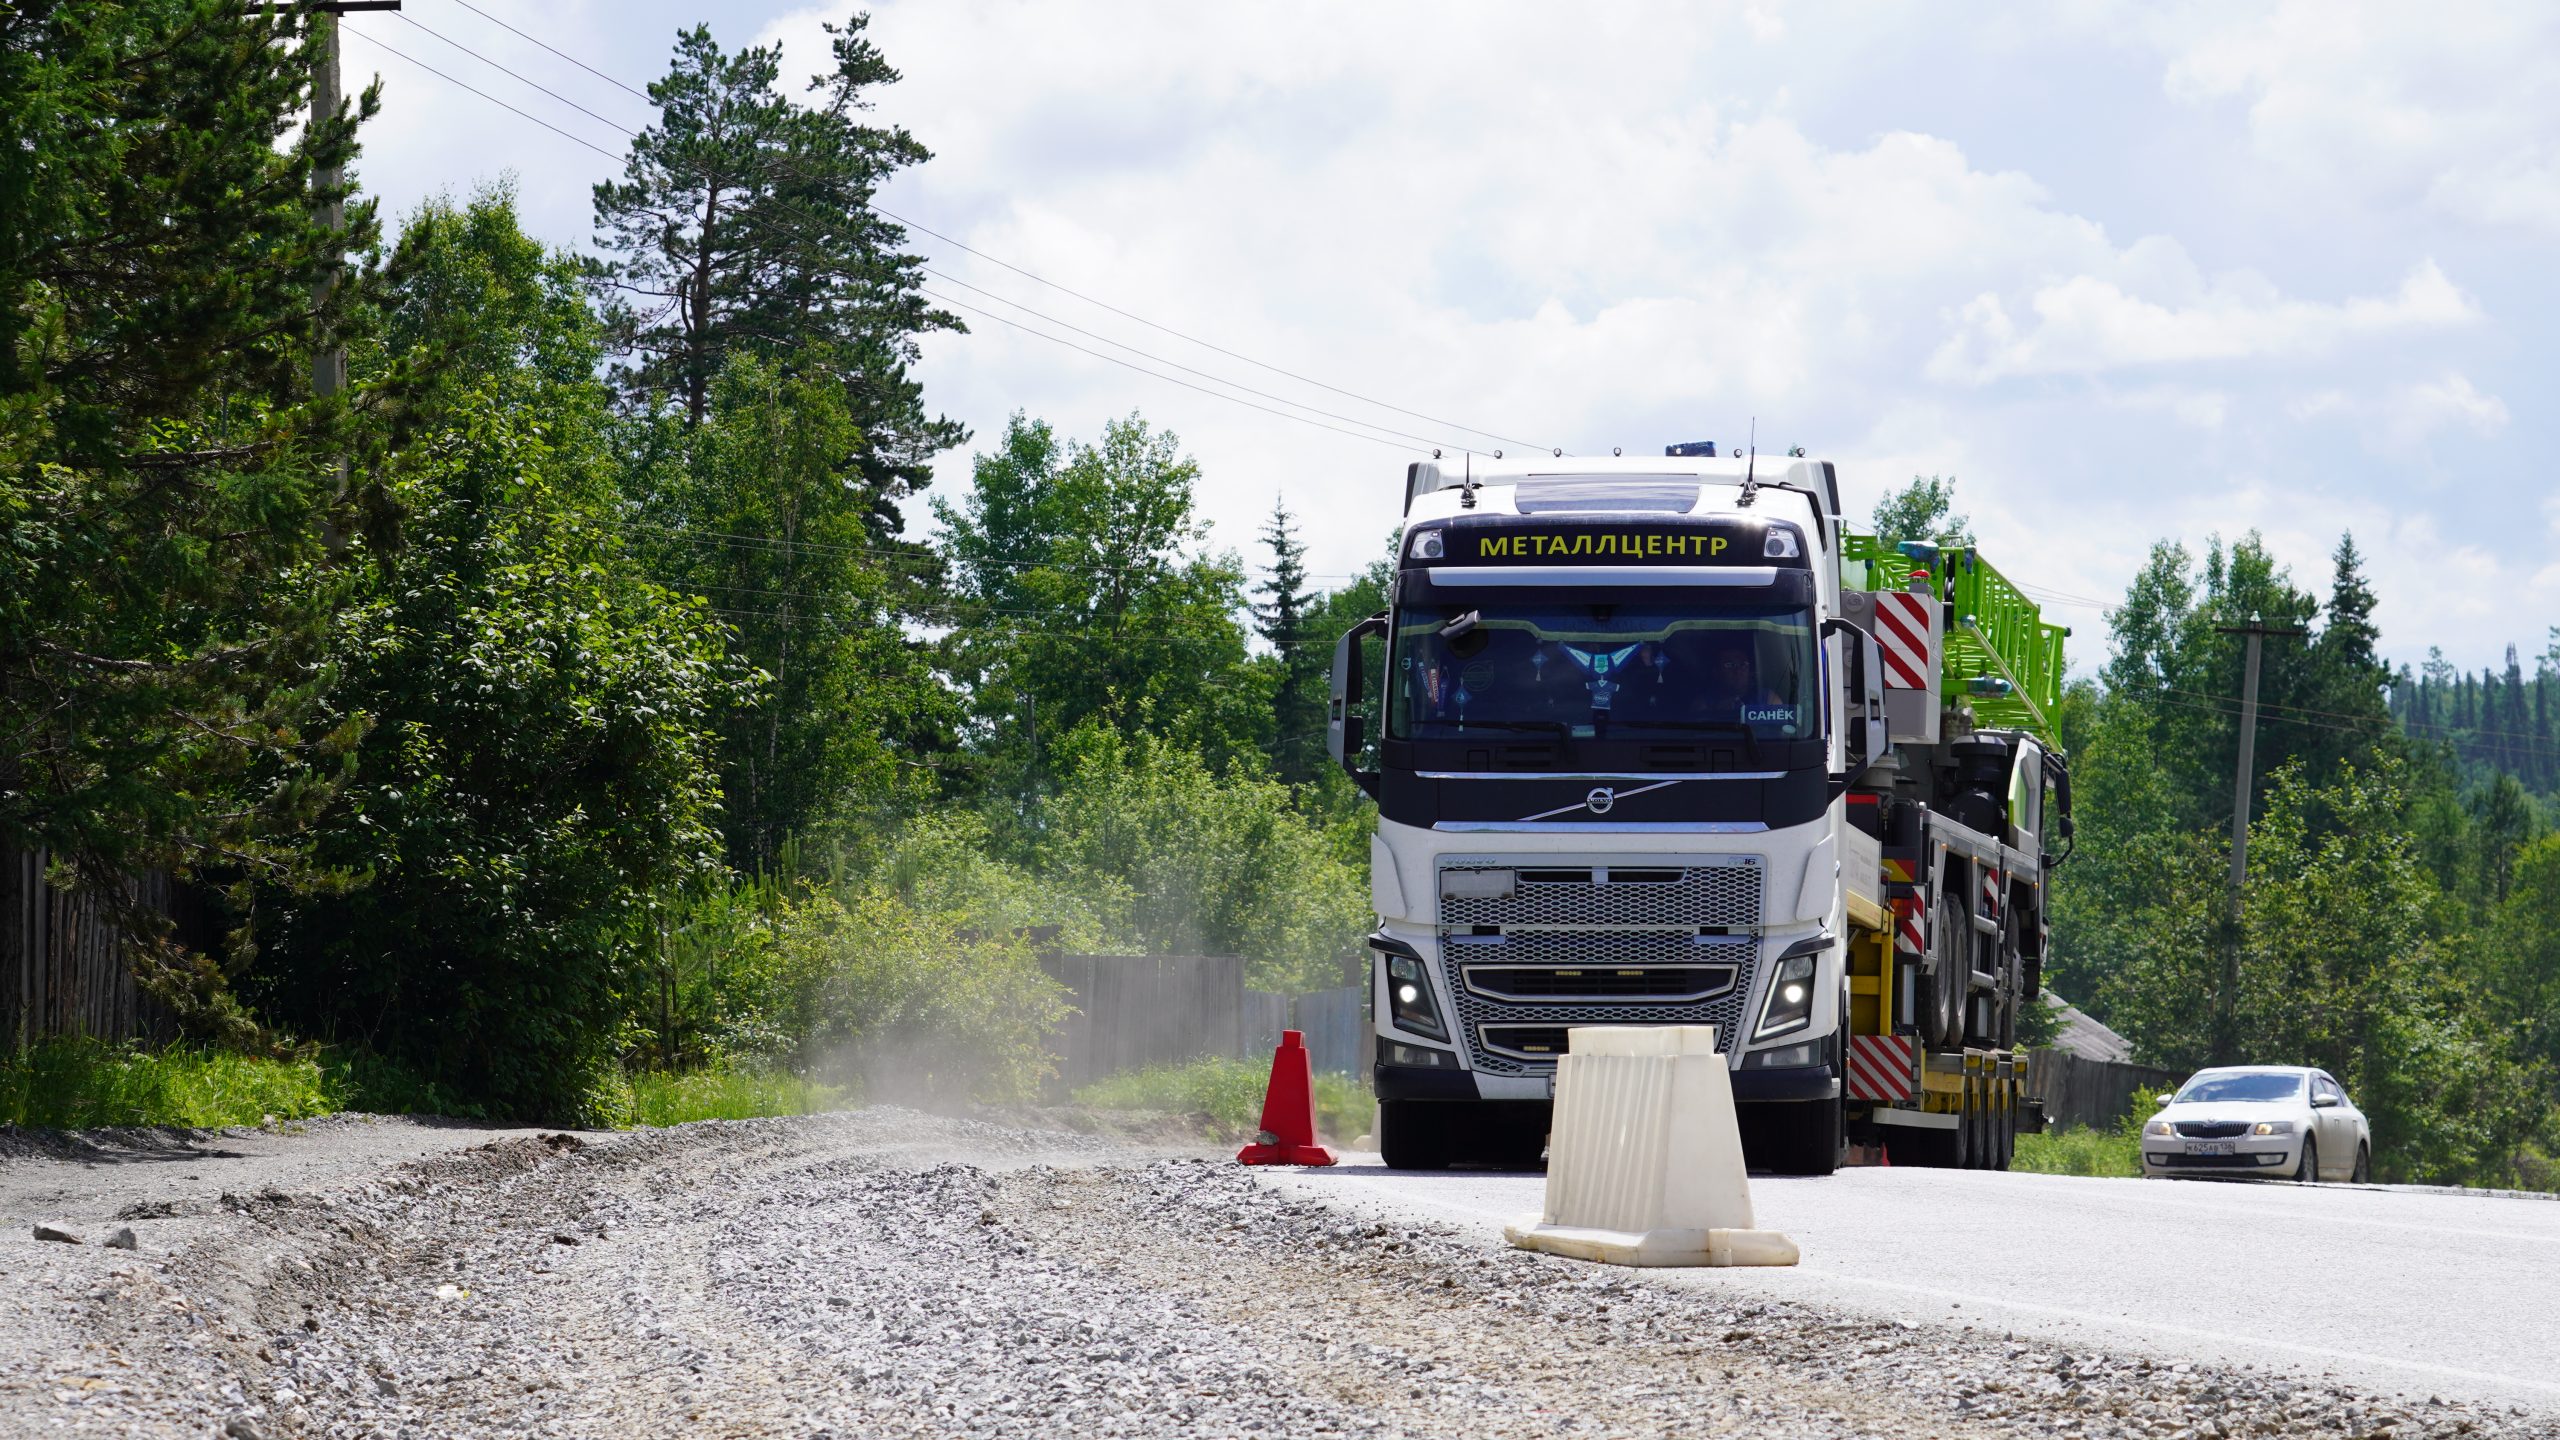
xmin=0 ymin=0 xmax=389 ymax=1036
xmin=1868 ymin=475 xmax=1973 ymax=551
xmin=1255 ymin=499 xmax=1327 ymax=787
xmin=762 ymin=887 xmax=1071 ymax=1102
xmin=625 ymin=352 xmax=957 ymax=869
xmin=245 ymin=193 xmax=737 ymax=1126
xmin=1 ymin=1037 xmax=340 ymax=1130
xmin=1073 ymin=1056 xmax=1371 ymax=1143
xmin=630 ymin=1065 xmax=849 ymax=1126
xmin=1039 ymin=726 xmax=1370 ymax=993
xmin=591 ymin=16 xmax=960 ymax=511
xmin=935 ymin=414 xmax=1275 ymax=788
xmin=2009 ymin=1120 xmax=2143 ymax=1178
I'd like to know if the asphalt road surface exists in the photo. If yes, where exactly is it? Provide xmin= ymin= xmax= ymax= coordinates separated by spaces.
xmin=1262 ymin=1155 xmax=2560 ymax=1414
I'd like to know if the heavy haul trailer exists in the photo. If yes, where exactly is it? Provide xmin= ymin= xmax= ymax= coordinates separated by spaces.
xmin=1329 ymin=449 xmax=2073 ymax=1175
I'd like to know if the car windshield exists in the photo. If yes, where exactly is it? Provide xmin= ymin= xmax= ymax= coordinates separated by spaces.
xmin=1389 ymin=600 xmax=1816 ymax=741
xmin=2176 ymin=1073 xmax=2304 ymax=1104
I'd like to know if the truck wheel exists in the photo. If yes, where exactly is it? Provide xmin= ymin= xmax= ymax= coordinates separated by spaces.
xmin=1951 ymin=1080 xmax=1976 ymax=1169
xmin=1379 ymin=1100 xmax=1452 ymax=1171
xmin=1758 ymin=1099 xmax=1844 ymax=1176
xmin=1929 ymin=892 xmax=1968 ymax=1049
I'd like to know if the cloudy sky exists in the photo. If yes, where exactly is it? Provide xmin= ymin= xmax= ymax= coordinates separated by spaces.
xmin=343 ymin=0 xmax=2560 ymax=675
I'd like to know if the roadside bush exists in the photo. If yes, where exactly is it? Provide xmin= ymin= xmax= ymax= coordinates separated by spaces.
xmin=2009 ymin=1119 xmax=2142 ymax=1178
xmin=1 ymin=1038 xmax=340 ymax=1129
xmin=764 ymin=887 xmax=1071 ymax=1102
xmin=1040 ymin=726 xmax=1369 ymax=993
xmin=630 ymin=1065 xmax=849 ymax=1126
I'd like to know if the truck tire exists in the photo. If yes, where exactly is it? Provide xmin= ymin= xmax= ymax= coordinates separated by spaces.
xmin=1764 ymin=1097 xmax=1844 ymax=1176
xmin=1379 ymin=1100 xmax=1452 ymax=1171
xmin=1928 ymin=892 xmax=1968 ymax=1050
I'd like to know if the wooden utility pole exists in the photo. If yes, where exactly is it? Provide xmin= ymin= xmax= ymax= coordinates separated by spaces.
xmin=299 ymin=1 xmax=401 ymax=403
xmin=2209 ymin=613 xmax=2305 ymax=1064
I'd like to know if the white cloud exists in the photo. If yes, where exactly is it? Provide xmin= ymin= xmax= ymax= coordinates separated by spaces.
xmin=331 ymin=0 xmax=2555 ymax=673
xmin=2125 ymin=0 xmax=2560 ymax=235
xmin=1927 ymin=262 xmax=2478 ymax=383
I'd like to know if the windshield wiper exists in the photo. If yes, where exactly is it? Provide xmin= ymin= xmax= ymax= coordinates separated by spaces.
xmin=1439 ymin=718 xmax=1572 ymax=736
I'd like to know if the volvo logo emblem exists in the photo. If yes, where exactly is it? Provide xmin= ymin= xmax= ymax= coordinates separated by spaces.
xmin=1585 ymin=787 xmax=1615 ymax=815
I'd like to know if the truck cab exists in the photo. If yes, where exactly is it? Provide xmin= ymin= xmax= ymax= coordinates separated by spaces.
xmin=1330 ymin=451 xmax=1890 ymax=1174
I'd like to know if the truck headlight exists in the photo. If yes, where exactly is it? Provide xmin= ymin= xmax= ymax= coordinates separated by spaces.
xmin=1382 ymin=951 xmax=1447 ymax=1041
xmin=2144 ymin=1119 xmax=2174 ymax=1138
xmin=2251 ymin=1120 xmax=2294 ymax=1136
xmin=1752 ymin=942 xmax=1824 ymax=1041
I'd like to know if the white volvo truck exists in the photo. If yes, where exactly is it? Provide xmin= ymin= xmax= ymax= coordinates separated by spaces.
xmin=1330 ymin=447 xmax=2072 ymax=1174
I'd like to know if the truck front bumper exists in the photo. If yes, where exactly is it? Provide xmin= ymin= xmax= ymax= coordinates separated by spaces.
xmin=1375 ymin=1058 xmax=1840 ymax=1104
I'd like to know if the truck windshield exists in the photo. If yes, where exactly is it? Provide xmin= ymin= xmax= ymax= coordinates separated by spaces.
xmin=1388 ymin=600 xmax=1817 ymax=742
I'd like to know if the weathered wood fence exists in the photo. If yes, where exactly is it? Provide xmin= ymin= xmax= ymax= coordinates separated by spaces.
xmin=1039 ymin=952 xmax=1367 ymax=1091
xmin=2023 ymin=1048 xmax=2182 ymax=1131
xmin=2 ymin=850 xmax=173 ymax=1048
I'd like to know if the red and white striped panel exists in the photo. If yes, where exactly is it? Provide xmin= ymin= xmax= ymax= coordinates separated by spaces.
xmin=1873 ymin=591 xmax=1937 ymax=690
xmin=1980 ymin=868 xmax=2002 ymax=921
xmin=1846 ymin=1033 xmax=1917 ymax=1100
xmin=1893 ymin=896 xmax=1926 ymax=956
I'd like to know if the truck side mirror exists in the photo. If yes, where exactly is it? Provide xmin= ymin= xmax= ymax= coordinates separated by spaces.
xmin=1330 ymin=613 xmax=1388 ymax=797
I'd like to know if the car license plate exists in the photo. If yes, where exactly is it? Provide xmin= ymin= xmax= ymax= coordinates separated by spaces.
xmin=2184 ymin=1141 xmax=2235 ymax=1157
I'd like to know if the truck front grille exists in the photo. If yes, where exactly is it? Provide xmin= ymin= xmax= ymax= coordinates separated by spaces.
xmin=1438 ymin=859 xmax=1763 ymax=1075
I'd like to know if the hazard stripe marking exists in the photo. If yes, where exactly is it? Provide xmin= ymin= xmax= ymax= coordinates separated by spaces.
xmin=1874 ymin=592 xmax=1936 ymax=690
xmin=1847 ymin=1034 xmax=1916 ymax=1099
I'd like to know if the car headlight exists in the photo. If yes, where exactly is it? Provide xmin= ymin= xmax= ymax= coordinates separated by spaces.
xmin=2251 ymin=1120 xmax=2295 ymax=1136
xmin=2144 ymin=1119 xmax=2175 ymax=1138
xmin=1753 ymin=940 xmax=1825 ymax=1041
xmin=1381 ymin=950 xmax=1447 ymax=1041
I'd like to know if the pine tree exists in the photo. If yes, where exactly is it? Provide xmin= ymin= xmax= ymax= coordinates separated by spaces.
xmin=591 ymin=18 xmax=961 ymax=528
xmin=1254 ymin=498 xmax=1324 ymax=786
xmin=0 ymin=0 xmax=382 ymax=1036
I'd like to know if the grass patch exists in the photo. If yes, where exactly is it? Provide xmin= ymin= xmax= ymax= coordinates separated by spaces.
xmin=0 ymin=1036 xmax=343 ymax=1129
xmin=628 ymin=1067 xmax=850 ymax=1126
xmin=2012 ymin=1120 xmax=2143 ymax=1177
xmin=1073 ymin=1056 xmax=1373 ymax=1142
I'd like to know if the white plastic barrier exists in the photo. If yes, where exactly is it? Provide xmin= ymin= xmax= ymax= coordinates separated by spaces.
xmin=1504 ymin=1025 xmax=1799 ymax=1267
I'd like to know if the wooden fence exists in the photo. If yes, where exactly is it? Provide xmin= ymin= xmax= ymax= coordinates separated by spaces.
xmin=2 ymin=850 xmax=173 ymax=1048
xmin=2023 ymin=1047 xmax=2182 ymax=1131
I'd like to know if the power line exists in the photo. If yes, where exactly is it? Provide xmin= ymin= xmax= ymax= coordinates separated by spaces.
xmin=339 ymin=28 xmax=624 ymax=160
xmin=441 ymin=0 xmax=655 ymax=103
xmin=918 ymin=288 xmax=1424 ymax=453
xmin=920 ymin=268 xmax=1465 ymax=452
xmin=391 ymin=9 xmax=638 ymax=138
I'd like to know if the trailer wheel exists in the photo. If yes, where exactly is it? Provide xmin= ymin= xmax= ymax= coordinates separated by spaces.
xmin=1927 ymin=892 xmax=1968 ymax=1050
xmin=1951 ymin=1075 xmax=1977 ymax=1169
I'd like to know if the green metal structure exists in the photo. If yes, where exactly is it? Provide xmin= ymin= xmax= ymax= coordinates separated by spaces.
xmin=1841 ymin=531 xmax=2070 ymax=748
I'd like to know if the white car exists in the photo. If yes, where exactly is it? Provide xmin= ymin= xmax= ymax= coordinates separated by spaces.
xmin=2139 ymin=1066 xmax=2371 ymax=1183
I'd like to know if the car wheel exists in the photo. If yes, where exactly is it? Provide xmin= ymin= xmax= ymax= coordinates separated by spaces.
xmin=2352 ymin=1142 xmax=2371 ymax=1184
xmin=2293 ymin=1135 xmax=2318 ymax=1184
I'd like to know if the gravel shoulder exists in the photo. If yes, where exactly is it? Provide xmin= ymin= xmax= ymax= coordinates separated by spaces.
xmin=3 ymin=1109 xmax=2550 ymax=1439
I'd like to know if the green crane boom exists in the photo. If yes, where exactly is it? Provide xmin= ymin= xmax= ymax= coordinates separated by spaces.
xmin=1841 ymin=531 xmax=2070 ymax=749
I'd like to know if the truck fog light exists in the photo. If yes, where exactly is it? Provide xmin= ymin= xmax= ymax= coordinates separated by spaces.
xmin=1383 ymin=1041 xmax=1456 ymax=1069
xmin=1742 ymin=1042 xmax=1819 ymax=1069
xmin=1380 ymin=949 xmax=1448 ymax=1042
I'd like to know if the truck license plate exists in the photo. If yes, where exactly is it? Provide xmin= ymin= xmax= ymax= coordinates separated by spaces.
xmin=2184 ymin=1141 xmax=2235 ymax=1157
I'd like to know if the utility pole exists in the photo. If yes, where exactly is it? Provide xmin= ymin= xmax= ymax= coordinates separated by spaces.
xmin=2209 ymin=613 xmax=2305 ymax=1064
xmin=299 ymin=2 xmax=402 ymax=404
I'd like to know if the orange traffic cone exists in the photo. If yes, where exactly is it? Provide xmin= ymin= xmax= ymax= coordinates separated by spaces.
xmin=1236 ymin=1030 xmax=1338 ymax=1167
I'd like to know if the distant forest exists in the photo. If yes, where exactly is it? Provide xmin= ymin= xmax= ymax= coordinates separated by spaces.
xmin=2393 ymin=640 xmax=2560 ymax=802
